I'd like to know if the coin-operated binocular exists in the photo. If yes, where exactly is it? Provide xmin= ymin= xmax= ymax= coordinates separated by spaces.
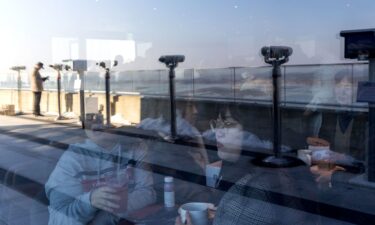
xmin=63 ymin=60 xmax=88 ymax=128
xmin=10 ymin=66 xmax=27 ymax=115
xmin=159 ymin=55 xmax=185 ymax=141
xmin=96 ymin=61 xmax=118 ymax=127
xmin=10 ymin=66 xmax=26 ymax=71
xmin=256 ymin=46 xmax=304 ymax=168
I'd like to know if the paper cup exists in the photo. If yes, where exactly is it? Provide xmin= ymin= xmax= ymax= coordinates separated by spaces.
xmin=297 ymin=149 xmax=312 ymax=166
xmin=179 ymin=202 xmax=209 ymax=225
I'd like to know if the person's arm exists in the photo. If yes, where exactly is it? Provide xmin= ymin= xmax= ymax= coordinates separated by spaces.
xmin=126 ymin=141 xmax=156 ymax=213
xmin=45 ymin=148 xmax=98 ymax=224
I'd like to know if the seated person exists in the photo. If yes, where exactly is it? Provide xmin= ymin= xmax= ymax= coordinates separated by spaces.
xmin=207 ymin=105 xmax=248 ymax=190
xmin=176 ymin=166 xmax=320 ymax=225
xmin=45 ymin=113 xmax=156 ymax=225
xmin=203 ymin=104 xmax=291 ymax=192
xmin=306 ymin=74 xmax=367 ymax=161
xmin=307 ymin=137 xmax=361 ymax=188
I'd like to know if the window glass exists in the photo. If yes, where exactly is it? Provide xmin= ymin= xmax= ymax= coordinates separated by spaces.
xmin=0 ymin=1 xmax=374 ymax=225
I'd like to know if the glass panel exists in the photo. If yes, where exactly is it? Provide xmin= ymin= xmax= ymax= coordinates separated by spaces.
xmin=111 ymin=70 xmax=134 ymax=93
xmin=235 ymin=66 xmax=275 ymax=102
xmin=0 ymin=1 xmax=374 ymax=225
xmin=61 ymin=71 xmax=79 ymax=93
xmin=0 ymin=71 xmax=18 ymax=89
xmin=42 ymin=71 xmax=57 ymax=91
xmin=194 ymin=68 xmax=234 ymax=99
xmin=160 ymin=69 xmax=194 ymax=97
xmin=85 ymin=70 xmax=105 ymax=92
xmin=285 ymin=64 xmax=352 ymax=109
xmin=133 ymin=70 xmax=162 ymax=95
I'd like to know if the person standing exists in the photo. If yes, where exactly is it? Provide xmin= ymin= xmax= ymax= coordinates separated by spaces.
xmin=30 ymin=62 xmax=48 ymax=116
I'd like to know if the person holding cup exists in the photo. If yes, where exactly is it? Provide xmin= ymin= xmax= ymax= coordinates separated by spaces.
xmin=45 ymin=113 xmax=156 ymax=225
xmin=174 ymin=104 xmax=320 ymax=225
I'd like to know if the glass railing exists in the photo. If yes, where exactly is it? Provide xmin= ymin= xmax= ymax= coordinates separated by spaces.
xmin=0 ymin=62 xmax=370 ymax=110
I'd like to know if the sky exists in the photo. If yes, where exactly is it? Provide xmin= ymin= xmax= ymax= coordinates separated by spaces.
xmin=0 ymin=0 xmax=375 ymax=72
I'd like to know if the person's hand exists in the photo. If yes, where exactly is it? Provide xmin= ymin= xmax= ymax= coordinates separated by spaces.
xmin=90 ymin=186 xmax=121 ymax=212
xmin=310 ymin=164 xmax=345 ymax=184
xmin=175 ymin=212 xmax=193 ymax=225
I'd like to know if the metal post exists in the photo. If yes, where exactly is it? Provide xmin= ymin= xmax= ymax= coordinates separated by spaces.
xmin=368 ymin=59 xmax=375 ymax=181
xmin=17 ymin=71 xmax=23 ymax=114
xmin=169 ymin=67 xmax=177 ymax=139
xmin=105 ymin=69 xmax=111 ymax=127
xmin=257 ymin=46 xmax=303 ymax=168
xmin=159 ymin=55 xmax=185 ymax=141
xmin=56 ymin=70 xmax=63 ymax=120
xmin=79 ymin=70 xmax=86 ymax=129
xmin=272 ymin=63 xmax=282 ymax=158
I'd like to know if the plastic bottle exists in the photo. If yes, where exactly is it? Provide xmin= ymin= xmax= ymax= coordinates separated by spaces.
xmin=164 ymin=176 xmax=175 ymax=208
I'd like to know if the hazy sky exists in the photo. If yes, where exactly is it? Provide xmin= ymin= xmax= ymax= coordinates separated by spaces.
xmin=0 ymin=0 xmax=374 ymax=72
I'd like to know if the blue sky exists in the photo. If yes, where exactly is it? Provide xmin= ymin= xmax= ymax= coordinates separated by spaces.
xmin=0 ymin=0 xmax=374 ymax=71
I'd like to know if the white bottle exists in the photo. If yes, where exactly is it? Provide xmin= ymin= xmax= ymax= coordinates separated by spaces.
xmin=164 ymin=176 xmax=175 ymax=208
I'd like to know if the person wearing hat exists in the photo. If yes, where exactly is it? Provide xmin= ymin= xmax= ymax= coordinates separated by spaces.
xmin=30 ymin=62 xmax=49 ymax=116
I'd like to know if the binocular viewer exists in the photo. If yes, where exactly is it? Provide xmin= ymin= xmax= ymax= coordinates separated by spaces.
xmin=96 ymin=60 xmax=118 ymax=70
xmin=10 ymin=66 xmax=26 ymax=71
xmin=261 ymin=46 xmax=293 ymax=61
xmin=49 ymin=64 xmax=71 ymax=71
xmin=159 ymin=55 xmax=185 ymax=68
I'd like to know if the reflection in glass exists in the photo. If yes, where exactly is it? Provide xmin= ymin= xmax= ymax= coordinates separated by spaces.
xmin=194 ymin=68 xmax=234 ymax=99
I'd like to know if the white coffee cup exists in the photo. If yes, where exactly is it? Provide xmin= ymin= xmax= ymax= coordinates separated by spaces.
xmin=179 ymin=202 xmax=208 ymax=225
xmin=297 ymin=149 xmax=312 ymax=166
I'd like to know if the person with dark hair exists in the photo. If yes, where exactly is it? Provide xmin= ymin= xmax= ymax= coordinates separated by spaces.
xmin=176 ymin=112 xmax=321 ymax=224
xmin=208 ymin=105 xmax=249 ymax=191
xmin=204 ymin=103 xmax=290 ymax=191
xmin=317 ymin=75 xmax=366 ymax=160
xmin=306 ymin=73 xmax=366 ymax=186
xmin=30 ymin=62 xmax=49 ymax=116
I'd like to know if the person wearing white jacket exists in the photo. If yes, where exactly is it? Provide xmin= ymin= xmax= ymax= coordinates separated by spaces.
xmin=45 ymin=114 xmax=156 ymax=225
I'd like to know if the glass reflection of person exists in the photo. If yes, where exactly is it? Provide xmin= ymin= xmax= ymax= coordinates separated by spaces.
xmin=45 ymin=113 xmax=156 ymax=225
xmin=308 ymin=74 xmax=366 ymax=158
xmin=308 ymin=74 xmax=367 ymax=184
xmin=209 ymin=106 xmax=247 ymax=191
xmin=138 ymin=99 xmax=210 ymax=203
xmin=176 ymin=110 xmax=319 ymax=224
xmin=176 ymin=101 xmax=209 ymax=170
xmin=138 ymin=100 xmax=208 ymax=171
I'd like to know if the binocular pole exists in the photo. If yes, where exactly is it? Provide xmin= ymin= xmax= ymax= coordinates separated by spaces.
xmin=16 ymin=70 xmax=23 ymax=115
xmin=259 ymin=47 xmax=302 ymax=168
xmin=105 ymin=68 xmax=111 ymax=127
xmin=55 ymin=70 xmax=64 ymax=120
xmin=78 ymin=70 xmax=86 ymax=129
xmin=159 ymin=55 xmax=185 ymax=141
xmin=97 ymin=61 xmax=116 ymax=128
